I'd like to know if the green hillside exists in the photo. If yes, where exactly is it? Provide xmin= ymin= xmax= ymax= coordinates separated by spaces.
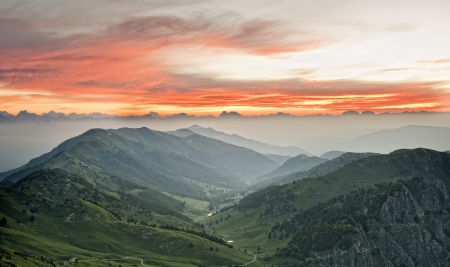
xmin=251 ymin=152 xmax=378 ymax=189
xmin=319 ymin=150 xmax=345 ymax=160
xmin=0 ymin=169 xmax=253 ymax=267
xmin=187 ymin=125 xmax=312 ymax=157
xmin=197 ymin=148 xmax=450 ymax=264
xmin=0 ymin=129 xmax=246 ymax=199
xmin=111 ymin=127 xmax=279 ymax=179
xmin=263 ymin=154 xmax=291 ymax=165
xmin=254 ymin=154 xmax=327 ymax=182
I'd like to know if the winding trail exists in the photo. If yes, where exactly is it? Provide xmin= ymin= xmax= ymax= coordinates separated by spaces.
xmin=79 ymin=256 xmax=151 ymax=266
xmin=213 ymin=230 xmax=258 ymax=267
xmin=241 ymin=254 xmax=257 ymax=266
xmin=78 ymin=230 xmax=257 ymax=267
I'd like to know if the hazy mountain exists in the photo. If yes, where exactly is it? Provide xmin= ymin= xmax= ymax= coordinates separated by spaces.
xmin=14 ymin=110 xmax=40 ymax=122
xmin=0 ymin=114 xmax=14 ymax=124
xmin=0 ymin=127 xmax=279 ymax=198
xmin=0 ymin=111 xmax=12 ymax=117
xmin=187 ymin=125 xmax=312 ymax=157
xmin=264 ymin=154 xmax=292 ymax=165
xmin=296 ymin=128 xmax=383 ymax=155
xmin=110 ymin=127 xmax=279 ymax=179
xmin=2 ymin=112 xmax=450 ymax=173
xmin=0 ymin=129 xmax=228 ymax=198
xmin=319 ymin=150 xmax=345 ymax=160
xmin=166 ymin=128 xmax=196 ymax=137
xmin=322 ymin=125 xmax=450 ymax=154
xmin=251 ymin=152 xmax=377 ymax=189
xmin=218 ymin=111 xmax=244 ymax=118
xmin=255 ymin=154 xmax=327 ymax=182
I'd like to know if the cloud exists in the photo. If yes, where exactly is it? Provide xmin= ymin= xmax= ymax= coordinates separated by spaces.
xmin=0 ymin=1 xmax=449 ymax=116
xmin=381 ymin=23 xmax=417 ymax=32
xmin=0 ymin=18 xmax=59 ymax=50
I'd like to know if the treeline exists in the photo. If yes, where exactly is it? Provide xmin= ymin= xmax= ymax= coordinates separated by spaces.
xmin=159 ymin=224 xmax=233 ymax=248
xmin=0 ymin=249 xmax=56 ymax=267
xmin=236 ymin=184 xmax=297 ymax=216
xmin=13 ymin=169 xmax=192 ymax=223
xmin=271 ymin=176 xmax=450 ymax=261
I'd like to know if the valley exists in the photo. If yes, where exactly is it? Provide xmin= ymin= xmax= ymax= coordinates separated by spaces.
xmin=1 ymin=125 xmax=450 ymax=266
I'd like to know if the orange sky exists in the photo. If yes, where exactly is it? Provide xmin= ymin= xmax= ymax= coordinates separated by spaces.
xmin=1 ymin=0 xmax=450 ymax=116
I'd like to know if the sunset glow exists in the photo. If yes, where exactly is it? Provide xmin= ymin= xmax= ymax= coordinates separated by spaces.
xmin=1 ymin=0 xmax=450 ymax=116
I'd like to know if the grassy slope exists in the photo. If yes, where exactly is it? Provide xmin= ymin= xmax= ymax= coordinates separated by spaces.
xmin=250 ymin=152 xmax=378 ymax=189
xmin=111 ymin=127 xmax=279 ymax=179
xmin=0 ymin=129 xmax=240 ymax=199
xmin=198 ymin=148 xmax=450 ymax=265
xmin=0 ymin=172 xmax=253 ymax=266
xmin=254 ymin=154 xmax=328 ymax=182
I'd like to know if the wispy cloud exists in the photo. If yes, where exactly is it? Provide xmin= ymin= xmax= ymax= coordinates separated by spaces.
xmin=0 ymin=0 xmax=449 ymax=115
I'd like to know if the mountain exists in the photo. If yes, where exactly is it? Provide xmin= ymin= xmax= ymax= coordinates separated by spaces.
xmin=0 ymin=111 xmax=12 ymax=117
xmin=322 ymin=125 xmax=450 ymax=154
xmin=255 ymin=154 xmax=327 ymax=182
xmin=239 ymin=148 xmax=450 ymax=216
xmin=273 ymin=176 xmax=450 ymax=266
xmin=0 ymin=129 xmax=219 ymax=198
xmin=190 ymin=148 xmax=450 ymax=266
xmin=166 ymin=128 xmax=196 ymax=137
xmin=109 ymin=127 xmax=279 ymax=179
xmin=14 ymin=110 xmax=40 ymax=122
xmin=264 ymin=154 xmax=292 ymax=165
xmin=319 ymin=150 xmax=345 ymax=160
xmin=186 ymin=125 xmax=312 ymax=157
xmin=251 ymin=152 xmax=377 ymax=189
xmin=0 ymin=169 xmax=252 ymax=266
xmin=0 ymin=114 xmax=14 ymax=124
xmin=0 ymin=127 xmax=279 ymax=198
xmin=218 ymin=111 xmax=243 ymax=118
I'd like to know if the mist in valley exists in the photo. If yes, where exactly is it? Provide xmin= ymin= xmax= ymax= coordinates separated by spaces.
xmin=1 ymin=111 xmax=450 ymax=173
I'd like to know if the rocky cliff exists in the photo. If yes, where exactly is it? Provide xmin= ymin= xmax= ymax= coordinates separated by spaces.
xmin=274 ymin=177 xmax=450 ymax=266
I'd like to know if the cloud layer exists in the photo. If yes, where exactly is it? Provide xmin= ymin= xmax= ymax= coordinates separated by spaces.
xmin=0 ymin=0 xmax=449 ymax=115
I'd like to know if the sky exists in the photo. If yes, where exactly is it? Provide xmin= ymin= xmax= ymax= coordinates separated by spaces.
xmin=1 ymin=0 xmax=450 ymax=116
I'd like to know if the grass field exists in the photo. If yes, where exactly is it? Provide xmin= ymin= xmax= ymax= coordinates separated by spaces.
xmin=0 ymin=186 xmax=253 ymax=267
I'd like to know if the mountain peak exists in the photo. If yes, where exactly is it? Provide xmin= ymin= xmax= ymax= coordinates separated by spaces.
xmin=219 ymin=111 xmax=243 ymax=117
xmin=189 ymin=124 xmax=205 ymax=130
xmin=0 ymin=110 xmax=13 ymax=117
xmin=341 ymin=110 xmax=360 ymax=116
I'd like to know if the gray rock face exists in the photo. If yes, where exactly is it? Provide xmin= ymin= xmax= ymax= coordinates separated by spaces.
xmin=277 ymin=177 xmax=450 ymax=266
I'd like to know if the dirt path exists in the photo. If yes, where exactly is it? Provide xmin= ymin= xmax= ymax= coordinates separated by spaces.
xmin=79 ymin=256 xmax=151 ymax=266
xmin=215 ymin=231 xmax=258 ymax=267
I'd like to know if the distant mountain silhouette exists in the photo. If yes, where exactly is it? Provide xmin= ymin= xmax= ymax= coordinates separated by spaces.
xmin=319 ymin=150 xmax=345 ymax=160
xmin=218 ymin=111 xmax=243 ymax=118
xmin=323 ymin=125 xmax=450 ymax=153
xmin=255 ymin=154 xmax=327 ymax=182
xmin=264 ymin=154 xmax=291 ymax=165
xmin=186 ymin=125 xmax=312 ymax=157
xmin=0 ymin=114 xmax=14 ymax=123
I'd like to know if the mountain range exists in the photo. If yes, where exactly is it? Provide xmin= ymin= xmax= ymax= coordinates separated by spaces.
xmin=250 ymin=152 xmax=378 ymax=189
xmin=2 ymin=122 xmax=450 ymax=266
xmin=168 ymin=125 xmax=312 ymax=157
xmin=302 ymin=125 xmax=450 ymax=155
xmin=254 ymin=154 xmax=328 ymax=182
xmin=0 ymin=127 xmax=279 ymax=199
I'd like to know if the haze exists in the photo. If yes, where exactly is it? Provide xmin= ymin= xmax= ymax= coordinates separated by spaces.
xmin=1 ymin=111 xmax=450 ymax=172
